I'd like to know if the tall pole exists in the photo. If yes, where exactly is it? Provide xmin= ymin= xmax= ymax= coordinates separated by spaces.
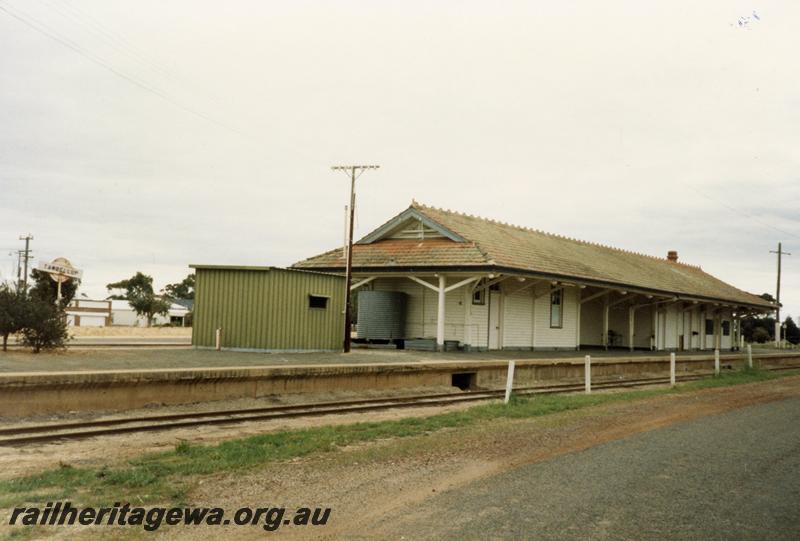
xmin=19 ymin=234 xmax=33 ymax=291
xmin=344 ymin=168 xmax=356 ymax=352
xmin=770 ymin=243 xmax=791 ymax=347
xmin=15 ymin=250 xmax=22 ymax=290
xmin=332 ymin=165 xmax=380 ymax=352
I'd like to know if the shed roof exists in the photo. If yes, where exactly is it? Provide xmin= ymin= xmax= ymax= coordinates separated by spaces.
xmin=293 ymin=202 xmax=773 ymax=309
xmin=189 ymin=264 xmax=342 ymax=278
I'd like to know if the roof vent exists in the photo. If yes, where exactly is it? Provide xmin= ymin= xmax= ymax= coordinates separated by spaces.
xmin=667 ymin=250 xmax=678 ymax=262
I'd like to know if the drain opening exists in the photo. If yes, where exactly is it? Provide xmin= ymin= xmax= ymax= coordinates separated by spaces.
xmin=451 ymin=372 xmax=477 ymax=391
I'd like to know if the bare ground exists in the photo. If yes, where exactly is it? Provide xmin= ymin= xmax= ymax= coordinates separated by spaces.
xmin=188 ymin=376 xmax=800 ymax=541
xmin=6 ymin=376 xmax=799 ymax=540
xmin=0 ymin=385 xmax=467 ymax=479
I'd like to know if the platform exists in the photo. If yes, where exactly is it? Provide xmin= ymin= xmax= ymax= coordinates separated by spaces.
xmin=1 ymin=349 xmax=798 ymax=418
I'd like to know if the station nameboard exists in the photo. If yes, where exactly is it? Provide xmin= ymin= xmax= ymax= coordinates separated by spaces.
xmin=37 ymin=257 xmax=83 ymax=283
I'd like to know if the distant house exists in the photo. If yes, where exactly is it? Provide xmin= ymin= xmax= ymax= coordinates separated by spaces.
xmin=66 ymin=298 xmax=112 ymax=327
xmin=294 ymin=201 xmax=775 ymax=352
xmin=111 ymin=300 xmax=190 ymax=327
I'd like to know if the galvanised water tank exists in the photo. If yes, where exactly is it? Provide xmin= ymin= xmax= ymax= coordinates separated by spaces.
xmin=356 ymin=290 xmax=407 ymax=340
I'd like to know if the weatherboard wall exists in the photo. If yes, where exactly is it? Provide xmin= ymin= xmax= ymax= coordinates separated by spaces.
xmin=192 ymin=267 xmax=344 ymax=351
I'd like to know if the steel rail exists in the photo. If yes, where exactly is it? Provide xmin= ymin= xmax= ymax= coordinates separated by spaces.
xmin=0 ymin=366 xmax=797 ymax=446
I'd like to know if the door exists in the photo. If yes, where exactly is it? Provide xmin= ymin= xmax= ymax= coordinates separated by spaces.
xmin=656 ymin=310 xmax=666 ymax=350
xmin=488 ymin=290 xmax=502 ymax=350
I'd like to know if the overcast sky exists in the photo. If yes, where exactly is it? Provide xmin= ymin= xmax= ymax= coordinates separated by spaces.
xmin=1 ymin=1 xmax=798 ymax=318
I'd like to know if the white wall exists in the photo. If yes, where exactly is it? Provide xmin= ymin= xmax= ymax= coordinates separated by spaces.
xmin=370 ymin=277 xmax=556 ymax=349
xmin=365 ymin=277 xmax=743 ymax=352
xmin=580 ymin=298 xmax=604 ymax=346
xmin=532 ymin=283 xmax=578 ymax=349
xmin=465 ymin=287 xmax=488 ymax=348
xmin=502 ymin=285 xmax=533 ymax=348
xmin=110 ymin=300 xmax=187 ymax=327
xmin=371 ymin=277 xmax=469 ymax=343
xmin=633 ymin=305 xmax=653 ymax=349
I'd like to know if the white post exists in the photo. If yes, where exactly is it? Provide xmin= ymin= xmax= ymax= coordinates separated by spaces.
xmin=602 ymin=299 xmax=610 ymax=350
xmin=714 ymin=348 xmax=720 ymax=376
xmin=628 ymin=306 xmax=635 ymax=352
xmin=700 ymin=311 xmax=706 ymax=350
xmin=504 ymin=361 xmax=516 ymax=404
xmin=215 ymin=328 xmax=222 ymax=351
xmin=670 ymin=352 xmax=676 ymax=387
xmin=747 ymin=344 xmax=753 ymax=369
xmin=437 ymin=275 xmax=446 ymax=351
xmin=584 ymin=355 xmax=591 ymax=394
xmin=575 ymin=289 xmax=582 ymax=351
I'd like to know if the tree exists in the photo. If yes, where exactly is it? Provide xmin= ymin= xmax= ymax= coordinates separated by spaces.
xmin=0 ymin=284 xmax=27 ymax=351
xmin=106 ymin=272 xmax=170 ymax=327
xmin=19 ymin=296 xmax=69 ymax=353
xmin=752 ymin=326 xmax=770 ymax=344
xmin=29 ymin=269 xmax=79 ymax=310
xmin=740 ymin=293 xmax=777 ymax=343
xmin=163 ymin=273 xmax=195 ymax=300
xmin=784 ymin=316 xmax=800 ymax=345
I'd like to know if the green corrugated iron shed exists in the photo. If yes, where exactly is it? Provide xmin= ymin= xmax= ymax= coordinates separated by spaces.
xmin=190 ymin=265 xmax=345 ymax=352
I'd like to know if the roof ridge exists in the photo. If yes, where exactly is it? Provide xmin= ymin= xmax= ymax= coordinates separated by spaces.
xmin=413 ymin=201 xmax=703 ymax=269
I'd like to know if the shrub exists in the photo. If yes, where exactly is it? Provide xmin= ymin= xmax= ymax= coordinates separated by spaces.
xmin=20 ymin=298 xmax=70 ymax=353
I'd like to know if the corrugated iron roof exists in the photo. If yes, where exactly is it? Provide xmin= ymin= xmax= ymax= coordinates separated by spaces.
xmin=293 ymin=202 xmax=774 ymax=309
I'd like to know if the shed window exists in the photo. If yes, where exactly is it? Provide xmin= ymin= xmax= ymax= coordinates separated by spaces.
xmin=550 ymin=288 xmax=563 ymax=328
xmin=308 ymin=295 xmax=329 ymax=309
xmin=705 ymin=319 xmax=714 ymax=334
xmin=722 ymin=321 xmax=730 ymax=336
xmin=472 ymin=288 xmax=485 ymax=305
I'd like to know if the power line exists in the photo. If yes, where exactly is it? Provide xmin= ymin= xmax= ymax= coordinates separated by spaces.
xmin=0 ymin=1 xmax=253 ymax=140
xmin=51 ymin=0 xmax=178 ymax=80
xmin=37 ymin=0 xmax=177 ymax=84
xmin=678 ymin=180 xmax=800 ymax=241
xmin=45 ymin=0 xmax=236 ymax=119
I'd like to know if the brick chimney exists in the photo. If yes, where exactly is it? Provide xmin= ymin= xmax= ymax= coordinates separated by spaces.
xmin=667 ymin=250 xmax=678 ymax=262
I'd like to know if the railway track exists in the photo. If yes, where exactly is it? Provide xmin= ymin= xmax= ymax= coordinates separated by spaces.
xmin=1 ymin=366 xmax=797 ymax=446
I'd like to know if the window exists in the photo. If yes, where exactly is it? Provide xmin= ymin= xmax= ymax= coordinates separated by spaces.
xmin=308 ymin=295 xmax=328 ymax=309
xmin=550 ymin=288 xmax=563 ymax=328
xmin=472 ymin=288 xmax=485 ymax=305
xmin=705 ymin=319 xmax=714 ymax=335
xmin=722 ymin=321 xmax=730 ymax=336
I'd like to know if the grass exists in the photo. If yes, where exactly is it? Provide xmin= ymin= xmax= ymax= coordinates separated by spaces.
xmin=0 ymin=367 xmax=795 ymax=510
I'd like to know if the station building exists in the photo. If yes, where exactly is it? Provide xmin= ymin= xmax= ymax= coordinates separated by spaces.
xmin=294 ymin=202 xmax=775 ymax=352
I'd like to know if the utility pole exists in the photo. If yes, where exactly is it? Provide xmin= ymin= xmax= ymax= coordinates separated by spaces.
xmin=14 ymin=250 xmax=22 ymax=289
xmin=331 ymin=165 xmax=380 ymax=352
xmin=770 ymin=242 xmax=791 ymax=347
xmin=19 ymin=234 xmax=33 ymax=291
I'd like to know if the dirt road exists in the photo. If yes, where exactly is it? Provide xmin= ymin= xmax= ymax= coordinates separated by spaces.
xmin=178 ymin=375 xmax=800 ymax=540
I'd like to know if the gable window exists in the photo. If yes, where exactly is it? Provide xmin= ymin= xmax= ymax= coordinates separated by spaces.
xmin=550 ymin=288 xmax=563 ymax=328
xmin=705 ymin=319 xmax=714 ymax=335
xmin=472 ymin=288 xmax=486 ymax=305
xmin=308 ymin=295 xmax=329 ymax=309
xmin=722 ymin=321 xmax=730 ymax=336
xmin=388 ymin=219 xmax=445 ymax=240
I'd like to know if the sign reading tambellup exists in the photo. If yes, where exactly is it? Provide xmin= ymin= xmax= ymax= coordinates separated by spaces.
xmin=37 ymin=258 xmax=83 ymax=282
xmin=36 ymin=257 xmax=83 ymax=303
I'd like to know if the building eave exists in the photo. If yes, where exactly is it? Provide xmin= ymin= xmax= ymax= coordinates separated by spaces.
xmin=295 ymin=263 xmax=775 ymax=311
